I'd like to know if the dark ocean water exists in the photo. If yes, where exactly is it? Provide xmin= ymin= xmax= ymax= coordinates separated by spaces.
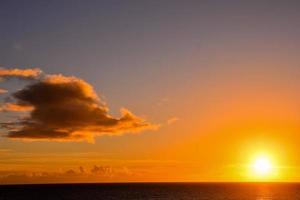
xmin=0 ymin=183 xmax=300 ymax=200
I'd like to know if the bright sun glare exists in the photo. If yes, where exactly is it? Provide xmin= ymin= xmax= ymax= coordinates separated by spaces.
xmin=253 ymin=157 xmax=272 ymax=175
xmin=250 ymin=154 xmax=276 ymax=179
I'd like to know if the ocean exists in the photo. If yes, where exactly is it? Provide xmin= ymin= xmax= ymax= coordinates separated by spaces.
xmin=0 ymin=183 xmax=299 ymax=200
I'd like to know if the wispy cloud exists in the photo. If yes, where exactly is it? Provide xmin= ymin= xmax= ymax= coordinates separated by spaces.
xmin=1 ymin=103 xmax=34 ymax=112
xmin=0 ymin=149 xmax=12 ymax=153
xmin=0 ymin=68 xmax=41 ymax=79
xmin=167 ymin=117 xmax=179 ymax=125
xmin=0 ymin=89 xmax=7 ymax=94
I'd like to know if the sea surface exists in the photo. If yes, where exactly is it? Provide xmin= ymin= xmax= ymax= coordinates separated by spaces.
xmin=0 ymin=183 xmax=300 ymax=200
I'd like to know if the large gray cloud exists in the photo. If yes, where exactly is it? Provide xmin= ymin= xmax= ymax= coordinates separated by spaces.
xmin=1 ymin=71 xmax=159 ymax=142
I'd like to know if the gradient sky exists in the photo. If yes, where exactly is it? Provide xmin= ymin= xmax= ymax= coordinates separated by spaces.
xmin=1 ymin=0 xmax=300 ymax=183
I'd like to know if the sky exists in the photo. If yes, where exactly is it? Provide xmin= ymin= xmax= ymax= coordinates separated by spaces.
xmin=1 ymin=0 xmax=300 ymax=184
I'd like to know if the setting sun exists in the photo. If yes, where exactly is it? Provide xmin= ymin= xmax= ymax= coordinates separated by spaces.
xmin=252 ymin=157 xmax=272 ymax=175
xmin=249 ymin=154 xmax=278 ymax=180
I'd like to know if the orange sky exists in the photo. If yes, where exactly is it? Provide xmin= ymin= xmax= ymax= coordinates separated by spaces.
xmin=2 ymin=1 xmax=300 ymax=184
xmin=2 ymin=65 xmax=300 ymax=184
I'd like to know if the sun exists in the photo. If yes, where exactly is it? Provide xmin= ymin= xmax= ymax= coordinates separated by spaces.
xmin=253 ymin=157 xmax=272 ymax=175
xmin=249 ymin=154 xmax=277 ymax=180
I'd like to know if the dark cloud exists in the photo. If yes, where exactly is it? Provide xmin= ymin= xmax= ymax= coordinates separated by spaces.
xmin=2 ymin=73 xmax=158 ymax=142
xmin=91 ymin=165 xmax=114 ymax=176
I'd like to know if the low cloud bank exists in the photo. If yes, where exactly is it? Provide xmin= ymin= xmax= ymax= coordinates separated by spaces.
xmin=0 ymin=166 xmax=133 ymax=184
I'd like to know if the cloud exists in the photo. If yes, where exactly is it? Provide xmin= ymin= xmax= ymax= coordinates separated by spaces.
xmin=0 ymin=149 xmax=11 ymax=153
xmin=0 ymin=89 xmax=7 ymax=94
xmin=0 ymin=166 xmax=133 ymax=184
xmin=1 ymin=103 xmax=33 ymax=112
xmin=0 ymin=68 xmax=42 ymax=79
xmin=1 ymin=72 xmax=159 ymax=142
xmin=91 ymin=165 xmax=114 ymax=176
xmin=167 ymin=117 xmax=179 ymax=125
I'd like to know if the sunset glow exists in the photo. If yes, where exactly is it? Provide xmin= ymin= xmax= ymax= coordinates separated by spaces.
xmin=253 ymin=157 xmax=272 ymax=175
xmin=252 ymin=156 xmax=274 ymax=177
xmin=247 ymin=153 xmax=279 ymax=181
xmin=1 ymin=1 xmax=300 ymax=186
